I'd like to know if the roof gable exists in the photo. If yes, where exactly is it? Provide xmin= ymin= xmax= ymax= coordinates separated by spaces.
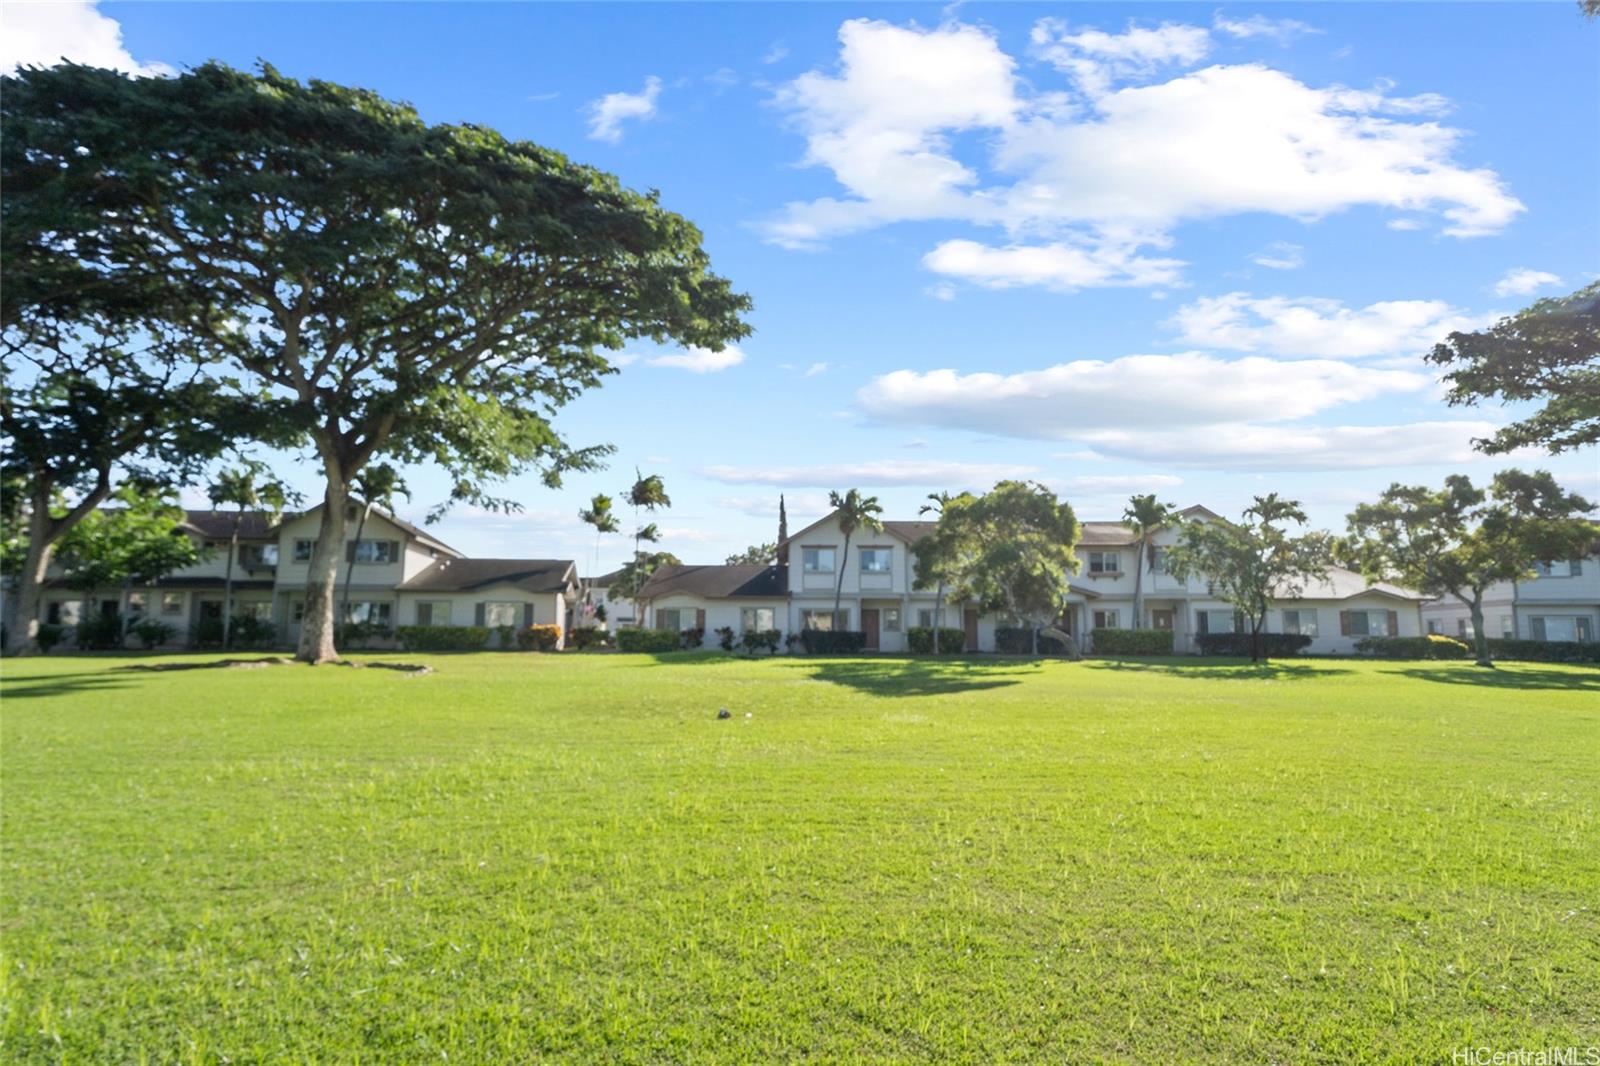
xmin=399 ymin=558 xmax=576 ymax=594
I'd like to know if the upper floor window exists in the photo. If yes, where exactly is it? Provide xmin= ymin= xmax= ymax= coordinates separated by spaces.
xmin=348 ymin=539 xmax=398 ymax=564
xmin=1533 ymin=559 xmax=1584 ymax=578
xmin=802 ymin=547 xmax=836 ymax=573
xmin=293 ymin=539 xmax=314 ymax=562
xmin=240 ymin=543 xmax=279 ymax=566
xmin=858 ymin=548 xmax=892 ymax=574
xmin=1088 ymin=551 xmax=1121 ymax=574
xmin=1149 ymin=547 xmax=1166 ymax=574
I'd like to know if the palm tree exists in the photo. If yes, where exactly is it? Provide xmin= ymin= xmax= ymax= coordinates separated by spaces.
xmin=1123 ymin=493 xmax=1176 ymax=630
xmin=340 ymin=464 xmax=408 ymax=635
xmin=625 ymin=470 xmax=671 ymax=623
xmin=828 ymin=488 xmax=883 ymax=631
xmin=207 ymin=461 xmax=297 ymax=650
xmin=919 ymin=491 xmax=957 ymax=654
xmin=578 ymin=493 xmax=620 ymax=626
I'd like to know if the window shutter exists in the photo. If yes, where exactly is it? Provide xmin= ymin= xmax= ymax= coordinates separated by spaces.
xmin=523 ymin=603 xmax=535 ymax=628
xmin=1570 ymin=558 xmax=1584 ymax=576
xmin=345 ymin=541 xmax=357 ymax=563
xmin=695 ymin=609 xmax=706 ymax=630
xmin=1386 ymin=610 xmax=1398 ymax=636
xmin=1196 ymin=612 xmax=1208 ymax=635
xmin=388 ymin=540 xmax=400 ymax=563
xmin=1339 ymin=611 xmax=1352 ymax=637
xmin=417 ymin=602 xmax=432 ymax=626
xmin=474 ymin=602 xmax=486 ymax=626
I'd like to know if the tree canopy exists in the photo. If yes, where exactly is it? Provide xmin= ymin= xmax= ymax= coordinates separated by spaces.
xmin=3 ymin=61 xmax=750 ymax=661
xmin=1428 ymin=281 xmax=1600 ymax=454
xmin=725 ymin=542 xmax=777 ymax=566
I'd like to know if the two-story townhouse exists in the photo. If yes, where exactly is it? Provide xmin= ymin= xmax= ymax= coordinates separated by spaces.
xmin=1420 ymin=543 xmax=1599 ymax=643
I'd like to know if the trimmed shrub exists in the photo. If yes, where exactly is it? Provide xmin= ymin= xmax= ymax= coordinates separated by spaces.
xmin=739 ymin=628 xmax=782 ymax=655
xmin=714 ymin=626 xmax=737 ymax=652
xmin=1355 ymin=634 xmax=1471 ymax=659
xmin=339 ymin=621 xmax=393 ymax=649
xmin=994 ymin=626 xmax=1030 ymax=654
xmin=906 ymin=626 xmax=965 ymax=655
xmin=515 ymin=624 xmax=562 ymax=651
xmin=1091 ymin=628 xmax=1174 ymax=656
xmin=679 ymin=627 xmax=706 ymax=651
xmin=1485 ymin=638 xmax=1600 ymax=664
xmin=229 ymin=615 xmax=276 ymax=649
xmin=798 ymin=629 xmax=867 ymax=655
xmin=493 ymin=624 xmax=515 ymax=649
xmin=1195 ymin=632 xmax=1313 ymax=657
xmin=396 ymin=625 xmax=490 ymax=651
xmin=568 ymin=626 xmax=605 ymax=650
xmin=131 ymin=619 xmax=177 ymax=649
xmin=191 ymin=616 xmax=225 ymax=648
xmin=36 ymin=624 xmax=65 ymax=653
xmin=75 ymin=612 xmax=126 ymax=650
xmin=616 ymin=628 xmax=680 ymax=653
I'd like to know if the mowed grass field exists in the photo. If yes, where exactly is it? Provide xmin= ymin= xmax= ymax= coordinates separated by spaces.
xmin=2 ymin=653 xmax=1597 ymax=1064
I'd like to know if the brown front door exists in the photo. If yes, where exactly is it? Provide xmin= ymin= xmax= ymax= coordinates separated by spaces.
xmin=861 ymin=608 xmax=880 ymax=651
xmin=963 ymin=609 xmax=979 ymax=652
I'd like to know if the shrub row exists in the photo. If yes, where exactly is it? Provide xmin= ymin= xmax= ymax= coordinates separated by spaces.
xmin=1355 ymin=634 xmax=1471 ymax=659
xmin=1091 ymin=628 xmax=1174 ymax=655
xmin=396 ymin=625 xmax=490 ymax=650
xmin=906 ymin=626 xmax=966 ymax=655
xmin=798 ymin=629 xmax=867 ymax=655
xmin=568 ymin=626 xmax=606 ymax=650
xmin=1195 ymin=632 xmax=1313 ymax=657
xmin=616 ymin=628 xmax=681 ymax=653
xmin=1485 ymin=638 xmax=1600 ymax=663
xmin=515 ymin=624 xmax=562 ymax=651
xmin=741 ymin=629 xmax=783 ymax=655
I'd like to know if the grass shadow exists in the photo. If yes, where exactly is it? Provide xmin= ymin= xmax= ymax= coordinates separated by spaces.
xmin=0 ymin=672 xmax=137 ymax=700
xmin=801 ymin=657 xmax=1039 ymax=698
xmin=1395 ymin=664 xmax=1600 ymax=692
xmin=1082 ymin=657 xmax=1354 ymax=682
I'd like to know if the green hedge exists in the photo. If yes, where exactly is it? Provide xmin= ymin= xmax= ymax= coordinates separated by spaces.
xmin=1486 ymin=638 xmax=1600 ymax=663
xmin=515 ymin=624 xmax=562 ymax=651
xmin=906 ymin=626 xmax=966 ymax=655
xmin=994 ymin=626 xmax=1032 ymax=654
xmin=568 ymin=626 xmax=606 ymax=650
xmin=739 ymin=629 xmax=783 ymax=655
xmin=396 ymin=625 xmax=490 ymax=651
xmin=1195 ymin=632 xmax=1313 ymax=657
xmin=1091 ymin=628 xmax=1174 ymax=655
xmin=798 ymin=629 xmax=867 ymax=655
xmin=1355 ymin=634 xmax=1471 ymax=659
xmin=130 ymin=619 xmax=177 ymax=649
xmin=75 ymin=612 xmax=126 ymax=650
xmin=616 ymin=628 xmax=681 ymax=653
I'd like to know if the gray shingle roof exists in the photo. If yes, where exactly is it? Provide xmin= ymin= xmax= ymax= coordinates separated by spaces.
xmin=181 ymin=510 xmax=278 ymax=540
xmin=638 ymin=564 xmax=786 ymax=600
xmin=399 ymin=558 xmax=575 ymax=594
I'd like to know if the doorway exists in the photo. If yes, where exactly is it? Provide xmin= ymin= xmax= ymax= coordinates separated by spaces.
xmin=861 ymin=608 xmax=880 ymax=651
xmin=963 ymin=608 xmax=979 ymax=652
xmin=1151 ymin=608 xmax=1174 ymax=631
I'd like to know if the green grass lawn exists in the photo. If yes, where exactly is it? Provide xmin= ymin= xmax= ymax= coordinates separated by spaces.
xmin=2 ymin=652 xmax=1597 ymax=1063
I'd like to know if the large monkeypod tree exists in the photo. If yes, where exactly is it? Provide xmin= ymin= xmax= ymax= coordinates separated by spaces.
xmin=4 ymin=62 xmax=751 ymax=662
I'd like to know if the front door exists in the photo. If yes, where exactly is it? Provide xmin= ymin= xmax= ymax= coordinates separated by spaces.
xmin=963 ymin=608 xmax=980 ymax=652
xmin=861 ymin=608 xmax=880 ymax=651
xmin=1152 ymin=608 xmax=1174 ymax=631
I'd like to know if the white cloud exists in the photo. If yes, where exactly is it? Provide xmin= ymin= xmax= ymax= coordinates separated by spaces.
xmin=1053 ymin=473 xmax=1184 ymax=492
xmin=1170 ymin=293 xmax=1491 ymax=358
xmin=1249 ymin=241 xmax=1304 ymax=270
xmin=1493 ymin=268 xmax=1562 ymax=298
xmin=803 ymin=362 xmax=829 ymax=377
xmin=923 ymin=238 xmax=1185 ymax=291
xmin=857 ymin=353 xmax=1428 ymax=439
xmin=1 ymin=1 xmax=172 ymax=76
xmin=762 ymin=17 xmax=1522 ymax=273
xmin=585 ymin=75 xmax=662 ymax=143
xmin=645 ymin=345 xmax=745 ymax=373
xmin=763 ymin=43 xmax=790 ymax=65
xmin=1077 ymin=420 xmax=1502 ymax=470
xmin=701 ymin=459 xmax=1041 ymax=488
xmin=1386 ymin=218 xmax=1424 ymax=231
xmin=1212 ymin=13 xmax=1322 ymax=46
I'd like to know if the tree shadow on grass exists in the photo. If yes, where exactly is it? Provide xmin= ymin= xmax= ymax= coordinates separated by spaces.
xmin=0 ymin=671 xmax=138 ymax=700
xmin=1082 ymin=657 xmax=1353 ymax=682
xmin=1394 ymin=665 xmax=1600 ymax=692
xmin=801 ymin=657 xmax=1038 ymax=698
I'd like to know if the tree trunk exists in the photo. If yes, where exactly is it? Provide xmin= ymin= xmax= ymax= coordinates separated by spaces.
xmin=1132 ymin=534 xmax=1146 ymax=629
xmin=1468 ymin=594 xmax=1493 ymax=668
xmin=834 ymin=531 xmax=852 ymax=630
xmin=297 ymin=474 xmax=349 ymax=664
xmin=6 ymin=524 xmax=54 ymax=657
xmin=1251 ymin=617 xmax=1264 ymax=663
xmin=222 ymin=515 xmax=240 ymax=651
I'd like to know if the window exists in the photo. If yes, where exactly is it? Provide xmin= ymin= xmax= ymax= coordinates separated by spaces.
xmin=342 ymin=601 xmax=393 ymax=625
xmin=1088 ymin=552 xmax=1121 ymax=575
xmin=348 ymin=539 xmax=398 ymax=564
xmin=1149 ymin=547 xmax=1166 ymax=574
xmin=415 ymin=601 xmax=452 ymax=626
xmin=1196 ymin=610 xmax=1236 ymax=634
xmin=238 ymin=601 xmax=273 ymax=622
xmin=484 ymin=602 xmax=520 ymax=628
xmin=291 ymin=600 xmax=306 ymax=623
xmin=160 ymin=592 xmax=184 ymax=616
xmin=882 ymin=606 xmax=902 ymax=632
xmin=917 ymin=608 xmax=934 ymax=628
xmin=293 ymin=539 xmax=314 ymax=562
xmin=1281 ymin=609 xmax=1319 ymax=637
xmin=802 ymin=547 xmax=836 ymax=573
xmin=858 ymin=548 xmax=892 ymax=574
xmin=802 ymin=609 xmax=844 ymax=631
xmin=127 ymin=592 xmax=147 ymax=617
xmin=1426 ymin=619 xmax=1441 ymax=635
xmin=1345 ymin=611 xmax=1392 ymax=638
xmin=1501 ymin=615 xmax=1514 ymax=639
xmin=739 ymin=607 xmax=776 ymax=632
xmin=1093 ymin=609 xmax=1120 ymax=629
xmin=1531 ymin=616 xmax=1593 ymax=642
xmin=239 ymin=543 xmax=279 ymax=566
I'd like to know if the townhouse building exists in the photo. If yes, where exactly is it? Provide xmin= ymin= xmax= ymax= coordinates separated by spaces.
xmin=637 ymin=504 xmax=1430 ymax=655
xmin=30 ymin=503 xmax=578 ymax=649
xmin=1419 ymin=550 xmax=1599 ymax=643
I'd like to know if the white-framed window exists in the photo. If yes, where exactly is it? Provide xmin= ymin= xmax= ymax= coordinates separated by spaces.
xmin=1456 ymin=618 xmax=1473 ymax=639
xmin=1197 ymin=609 xmax=1236 ymax=634
xmin=127 ymin=592 xmax=147 ymax=617
xmin=1345 ymin=611 xmax=1392 ymax=638
xmin=801 ymin=609 xmax=844 ymax=631
xmin=1530 ymin=616 xmax=1593 ymax=642
xmin=1088 ymin=552 xmax=1121 ymax=575
xmin=240 ymin=543 xmax=279 ymax=566
xmin=484 ymin=601 xmax=520 ymax=628
xmin=293 ymin=539 xmax=314 ymax=562
xmin=802 ymin=547 xmax=836 ymax=573
xmin=882 ymin=606 xmax=902 ymax=632
xmin=1501 ymin=615 xmax=1514 ymax=639
xmin=858 ymin=548 xmax=892 ymax=574
xmin=1149 ymin=547 xmax=1166 ymax=574
xmin=343 ymin=601 xmax=393 ymax=625
xmin=1093 ymin=609 xmax=1120 ymax=629
xmin=160 ymin=592 xmax=184 ymax=616
xmin=739 ymin=607 xmax=776 ymax=632
xmin=1281 ymin=609 xmax=1318 ymax=637
xmin=349 ymin=539 xmax=398 ymax=564
xmin=1426 ymin=619 xmax=1442 ymax=635
xmin=917 ymin=608 xmax=935 ymax=628
xmin=238 ymin=601 xmax=273 ymax=622
xmin=46 ymin=601 xmax=81 ymax=625
xmin=415 ymin=601 xmax=452 ymax=626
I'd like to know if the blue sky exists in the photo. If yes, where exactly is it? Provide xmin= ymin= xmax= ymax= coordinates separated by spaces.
xmin=5 ymin=2 xmax=1596 ymax=574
